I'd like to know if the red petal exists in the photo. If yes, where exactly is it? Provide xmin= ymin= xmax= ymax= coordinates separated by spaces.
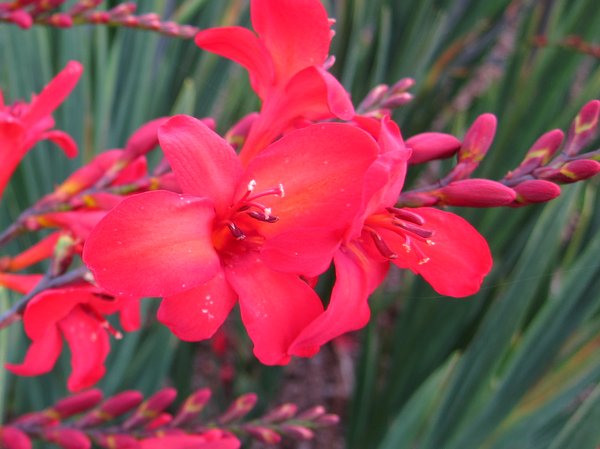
xmin=6 ymin=326 xmax=62 ymax=376
xmin=241 ymin=67 xmax=354 ymax=161
xmin=251 ymin=0 xmax=331 ymax=83
xmin=58 ymin=307 xmax=110 ymax=392
xmin=387 ymin=208 xmax=492 ymax=297
xmin=41 ymin=130 xmax=78 ymax=157
xmin=140 ymin=434 xmax=240 ymax=449
xmin=158 ymin=115 xmax=243 ymax=215
xmin=289 ymin=245 xmax=388 ymax=356
xmin=23 ymin=287 xmax=96 ymax=340
xmin=123 ymin=117 xmax=170 ymax=159
xmin=225 ymin=255 xmax=324 ymax=365
xmin=243 ymin=123 xmax=377 ymax=237
xmin=0 ymin=120 xmax=26 ymax=198
xmin=0 ymin=273 xmax=42 ymax=294
xmin=21 ymin=61 xmax=83 ymax=128
xmin=158 ymin=270 xmax=237 ymax=341
xmin=195 ymin=27 xmax=274 ymax=99
xmin=83 ymin=191 xmax=220 ymax=298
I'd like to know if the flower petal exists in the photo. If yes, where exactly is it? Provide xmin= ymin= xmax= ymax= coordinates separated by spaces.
xmin=251 ymin=0 xmax=331 ymax=83
xmin=289 ymin=245 xmax=388 ymax=356
xmin=158 ymin=270 xmax=237 ymax=341
xmin=0 ymin=120 xmax=26 ymax=198
xmin=58 ymin=307 xmax=109 ymax=392
xmin=158 ymin=115 xmax=243 ymax=215
xmin=83 ymin=191 xmax=220 ymax=298
xmin=6 ymin=326 xmax=62 ymax=376
xmin=388 ymin=207 xmax=492 ymax=297
xmin=21 ymin=61 xmax=83 ymax=129
xmin=226 ymin=255 xmax=324 ymax=365
xmin=195 ymin=27 xmax=274 ymax=99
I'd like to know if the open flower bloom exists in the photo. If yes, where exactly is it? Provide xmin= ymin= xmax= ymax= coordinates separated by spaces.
xmin=195 ymin=0 xmax=354 ymax=163
xmin=288 ymin=117 xmax=493 ymax=355
xmin=6 ymin=285 xmax=140 ymax=392
xmin=0 ymin=61 xmax=81 ymax=199
xmin=84 ymin=115 xmax=379 ymax=364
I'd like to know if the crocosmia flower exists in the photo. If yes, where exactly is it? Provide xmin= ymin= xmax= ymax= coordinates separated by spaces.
xmin=83 ymin=115 xmax=379 ymax=364
xmin=0 ymin=61 xmax=81 ymax=199
xmin=6 ymin=285 xmax=140 ymax=392
xmin=195 ymin=0 xmax=354 ymax=162
xmin=288 ymin=117 xmax=493 ymax=356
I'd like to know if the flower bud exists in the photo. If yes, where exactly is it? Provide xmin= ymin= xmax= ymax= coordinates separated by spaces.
xmin=406 ymin=132 xmax=461 ymax=165
xmin=78 ymin=390 xmax=143 ymax=427
xmin=262 ymin=403 xmax=297 ymax=422
xmin=47 ymin=13 xmax=73 ymax=28
xmin=396 ymin=191 xmax=440 ymax=207
xmin=7 ymin=10 xmax=33 ymax=29
xmin=512 ymin=180 xmax=561 ymax=206
xmin=536 ymin=159 xmax=600 ymax=183
xmin=437 ymin=179 xmax=516 ymax=207
xmin=171 ymin=388 xmax=211 ymax=427
xmin=0 ymin=426 xmax=32 ymax=449
xmin=509 ymin=129 xmax=564 ymax=179
xmin=144 ymin=412 xmax=173 ymax=430
xmin=94 ymin=434 xmax=140 ymax=449
xmin=315 ymin=413 xmax=341 ymax=426
xmin=358 ymin=84 xmax=389 ymax=111
xmin=296 ymin=405 xmax=326 ymax=420
xmin=122 ymin=118 xmax=170 ymax=161
xmin=244 ymin=425 xmax=282 ymax=444
xmin=452 ymin=114 xmax=497 ymax=180
xmin=564 ymin=100 xmax=600 ymax=156
xmin=280 ymin=424 xmax=314 ymax=440
xmin=42 ymin=428 xmax=91 ymax=449
xmin=51 ymin=389 xmax=103 ymax=419
xmin=122 ymin=388 xmax=177 ymax=430
xmin=217 ymin=393 xmax=258 ymax=424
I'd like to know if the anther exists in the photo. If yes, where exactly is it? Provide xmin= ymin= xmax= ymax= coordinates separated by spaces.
xmin=227 ymin=222 xmax=246 ymax=240
xmin=247 ymin=211 xmax=279 ymax=223
xmin=368 ymin=230 xmax=398 ymax=259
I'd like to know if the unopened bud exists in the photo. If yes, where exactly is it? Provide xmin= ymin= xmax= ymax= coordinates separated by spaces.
xmin=390 ymin=77 xmax=415 ymax=93
xmin=47 ymin=13 xmax=73 ymax=28
xmin=84 ymin=11 xmax=110 ymax=23
xmin=8 ymin=10 xmax=33 ymax=29
xmin=358 ymin=84 xmax=389 ymax=111
xmin=244 ymin=425 xmax=282 ymax=444
xmin=78 ymin=391 xmax=143 ymax=427
xmin=108 ymin=2 xmax=137 ymax=17
xmin=262 ymin=403 xmax=298 ymax=422
xmin=437 ymin=179 xmax=516 ymax=207
xmin=51 ymin=390 xmax=103 ymax=419
xmin=42 ymin=428 xmax=91 ymax=449
xmin=217 ymin=393 xmax=258 ymax=424
xmin=537 ymin=159 xmax=600 ymax=183
xmin=512 ymin=180 xmax=561 ymax=206
xmin=0 ymin=426 xmax=32 ymax=449
xmin=406 ymin=132 xmax=461 ymax=165
xmin=564 ymin=100 xmax=600 ymax=156
xmin=123 ymin=388 xmax=177 ymax=430
xmin=280 ymin=424 xmax=314 ymax=440
xmin=455 ymin=114 xmax=497 ymax=177
xmin=171 ymin=388 xmax=211 ymax=427
xmin=296 ymin=405 xmax=326 ymax=420
xmin=94 ymin=433 xmax=139 ymax=449
xmin=315 ymin=413 xmax=341 ymax=426
xmin=381 ymin=92 xmax=413 ymax=109
xmin=144 ymin=412 xmax=173 ymax=430
xmin=509 ymin=129 xmax=565 ymax=179
xmin=122 ymin=117 xmax=169 ymax=160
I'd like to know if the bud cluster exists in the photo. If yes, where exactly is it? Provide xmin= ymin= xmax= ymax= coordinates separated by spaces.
xmin=398 ymin=100 xmax=600 ymax=208
xmin=0 ymin=1 xmax=199 ymax=38
xmin=357 ymin=77 xmax=416 ymax=117
xmin=0 ymin=388 xmax=339 ymax=448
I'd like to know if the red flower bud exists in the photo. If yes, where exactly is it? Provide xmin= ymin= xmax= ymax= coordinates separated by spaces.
xmin=437 ymin=179 xmax=516 ymax=207
xmin=537 ymin=159 xmax=600 ymax=183
xmin=217 ymin=393 xmax=258 ymax=424
xmin=280 ymin=424 xmax=314 ymax=440
xmin=172 ymin=388 xmax=212 ymax=427
xmin=296 ymin=405 xmax=326 ymax=420
xmin=123 ymin=118 xmax=170 ymax=161
xmin=564 ymin=100 xmax=600 ymax=156
xmin=406 ymin=132 xmax=461 ymax=165
xmin=52 ymin=389 xmax=103 ymax=419
xmin=315 ymin=413 xmax=341 ymax=426
xmin=0 ymin=426 xmax=32 ymax=449
xmin=262 ymin=403 xmax=297 ymax=422
xmin=48 ymin=13 xmax=73 ymax=28
xmin=396 ymin=191 xmax=440 ymax=207
xmin=244 ymin=425 xmax=282 ymax=444
xmin=8 ymin=10 xmax=33 ymax=29
xmin=144 ymin=412 xmax=173 ymax=430
xmin=94 ymin=434 xmax=140 ymax=449
xmin=458 ymin=113 xmax=497 ymax=164
xmin=78 ymin=391 xmax=143 ymax=427
xmin=508 ymin=129 xmax=565 ymax=179
xmin=512 ymin=180 xmax=561 ymax=206
xmin=42 ymin=428 xmax=91 ymax=449
xmin=122 ymin=388 xmax=177 ymax=430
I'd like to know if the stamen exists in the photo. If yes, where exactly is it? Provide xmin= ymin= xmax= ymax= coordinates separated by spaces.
xmin=227 ymin=222 xmax=246 ymax=240
xmin=247 ymin=179 xmax=257 ymax=192
xmin=81 ymin=304 xmax=123 ymax=339
xmin=394 ymin=221 xmax=434 ymax=239
xmin=368 ymin=229 xmax=398 ymax=259
xmin=387 ymin=207 xmax=425 ymax=225
xmin=247 ymin=211 xmax=279 ymax=223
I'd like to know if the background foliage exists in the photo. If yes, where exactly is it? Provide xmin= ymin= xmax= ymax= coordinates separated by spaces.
xmin=1 ymin=0 xmax=599 ymax=447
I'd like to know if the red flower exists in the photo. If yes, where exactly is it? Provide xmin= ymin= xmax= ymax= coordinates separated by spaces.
xmin=195 ymin=0 xmax=354 ymax=163
xmin=288 ymin=117 xmax=493 ymax=355
xmin=83 ymin=115 xmax=379 ymax=364
xmin=6 ymin=285 xmax=140 ymax=392
xmin=0 ymin=61 xmax=81 ymax=199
